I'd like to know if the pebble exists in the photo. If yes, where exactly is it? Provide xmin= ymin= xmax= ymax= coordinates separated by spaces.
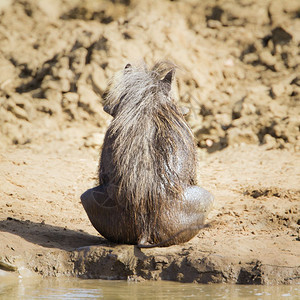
xmin=270 ymin=83 xmax=285 ymax=98
xmin=8 ymin=104 xmax=28 ymax=121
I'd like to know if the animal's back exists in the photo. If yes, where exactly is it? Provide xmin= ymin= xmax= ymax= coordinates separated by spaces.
xmin=99 ymin=62 xmax=197 ymax=242
xmin=81 ymin=62 xmax=214 ymax=247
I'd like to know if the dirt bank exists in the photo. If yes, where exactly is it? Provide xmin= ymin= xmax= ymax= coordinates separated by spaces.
xmin=0 ymin=143 xmax=299 ymax=284
xmin=0 ymin=0 xmax=299 ymax=284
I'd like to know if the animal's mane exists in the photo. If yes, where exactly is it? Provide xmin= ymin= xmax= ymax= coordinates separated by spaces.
xmin=102 ymin=61 xmax=196 ymax=230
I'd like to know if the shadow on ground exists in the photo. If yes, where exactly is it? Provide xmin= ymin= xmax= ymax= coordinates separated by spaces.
xmin=0 ymin=217 xmax=108 ymax=251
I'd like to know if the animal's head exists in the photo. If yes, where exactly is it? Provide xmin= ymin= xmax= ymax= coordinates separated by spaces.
xmin=102 ymin=62 xmax=177 ymax=118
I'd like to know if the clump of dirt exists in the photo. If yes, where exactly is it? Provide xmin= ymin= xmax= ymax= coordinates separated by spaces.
xmin=0 ymin=0 xmax=299 ymax=152
xmin=243 ymin=186 xmax=298 ymax=200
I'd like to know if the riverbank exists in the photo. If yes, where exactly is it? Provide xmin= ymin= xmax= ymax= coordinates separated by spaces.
xmin=0 ymin=139 xmax=299 ymax=284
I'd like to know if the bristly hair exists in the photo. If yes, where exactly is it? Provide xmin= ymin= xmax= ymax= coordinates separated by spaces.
xmin=100 ymin=61 xmax=197 ymax=233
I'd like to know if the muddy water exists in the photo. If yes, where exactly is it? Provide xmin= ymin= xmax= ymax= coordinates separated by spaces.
xmin=1 ymin=274 xmax=299 ymax=300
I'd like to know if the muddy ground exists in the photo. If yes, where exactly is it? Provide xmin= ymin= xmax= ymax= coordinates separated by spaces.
xmin=0 ymin=0 xmax=299 ymax=284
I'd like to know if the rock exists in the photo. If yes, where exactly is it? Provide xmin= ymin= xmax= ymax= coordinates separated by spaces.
xmin=78 ymin=85 xmax=100 ymax=114
xmin=227 ymin=127 xmax=259 ymax=146
xmin=291 ymin=76 xmax=300 ymax=87
xmin=259 ymin=50 xmax=276 ymax=67
xmin=262 ymin=134 xmax=277 ymax=149
xmin=91 ymin=65 xmax=107 ymax=95
xmin=215 ymin=113 xmax=231 ymax=128
xmin=59 ymin=78 xmax=71 ymax=92
xmin=36 ymin=99 xmax=61 ymax=116
xmin=0 ymin=58 xmax=15 ymax=92
xmin=61 ymin=92 xmax=79 ymax=108
xmin=273 ymin=124 xmax=286 ymax=138
xmin=269 ymin=102 xmax=287 ymax=118
xmin=44 ymin=89 xmax=62 ymax=103
xmin=0 ymin=105 xmax=15 ymax=123
xmin=56 ymin=68 xmax=73 ymax=81
xmin=41 ymin=77 xmax=70 ymax=93
xmin=69 ymin=47 xmax=88 ymax=74
xmin=2 ymin=123 xmax=30 ymax=145
xmin=270 ymin=83 xmax=285 ymax=98
xmin=232 ymin=99 xmax=244 ymax=120
xmin=207 ymin=20 xmax=222 ymax=29
xmin=37 ymin=0 xmax=61 ymax=19
xmin=271 ymin=27 xmax=293 ymax=45
xmin=291 ymin=86 xmax=300 ymax=98
xmin=205 ymin=139 xmax=213 ymax=147
xmin=0 ymin=259 xmax=18 ymax=272
xmin=242 ymin=103 xmax=256 ymax=116
xmin=83 ymin=132 xmax=105 ymax=148
xmin=7 ymin=104 xmax=28 ymax=121
xmin=61 ymin=92 xmax=80 ymax=120
xmin=243 ymin=53 xmax=259 ymax=64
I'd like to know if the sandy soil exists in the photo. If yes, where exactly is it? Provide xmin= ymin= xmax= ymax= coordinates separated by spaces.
xmin=0 ymin=0 xmax=299 ymax=284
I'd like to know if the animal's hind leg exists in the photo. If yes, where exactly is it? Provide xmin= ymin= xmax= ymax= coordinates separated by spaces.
xmin=149 ymin=186 xmax=214 ymax=247
xmin=80 ymin=185 xmax=119 ymax=237
xmin=81 ymin=186 xmax=142 ymax=245
xmin=81 ymin=185 xmax=118 ymax=211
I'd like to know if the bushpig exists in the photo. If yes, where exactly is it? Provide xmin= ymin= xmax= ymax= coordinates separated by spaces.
xmin=81 ymin=61 xmax=214 ymax=247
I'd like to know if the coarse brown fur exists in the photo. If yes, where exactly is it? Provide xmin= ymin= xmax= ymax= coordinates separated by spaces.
xmin=81 ymin=61 xmax=214 ymax=247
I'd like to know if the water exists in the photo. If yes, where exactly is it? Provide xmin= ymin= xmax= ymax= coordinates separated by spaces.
xmin=0 ymin=274 xmax=299 ymax=300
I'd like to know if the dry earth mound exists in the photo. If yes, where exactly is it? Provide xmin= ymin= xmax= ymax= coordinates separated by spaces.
xmin=0 ymin=0 xmax=299 ymax=152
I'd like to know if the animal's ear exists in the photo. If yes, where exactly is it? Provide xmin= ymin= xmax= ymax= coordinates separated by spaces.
xmin=161 ymin=69 xmax=175 ymax=90
xmin=103 ymin=104 xmax=119 ymax=117
xmin=103 ymin=104 xmax=111 ymax=115
xmin=124 ymin=63 xmax=132 ymax=70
